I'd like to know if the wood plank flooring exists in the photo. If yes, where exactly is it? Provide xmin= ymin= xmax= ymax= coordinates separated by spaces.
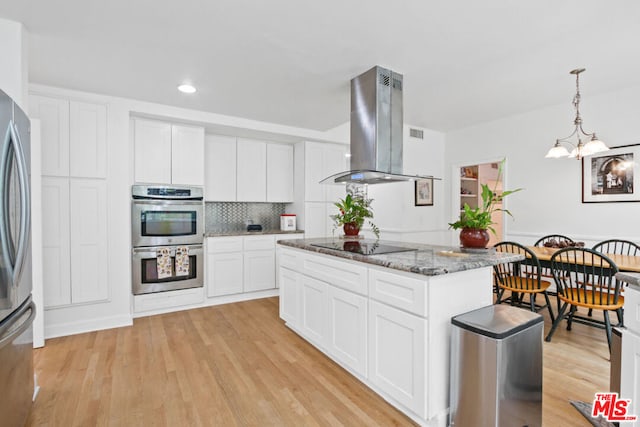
xmin=26 ymin=297 xmax=611 ymax=426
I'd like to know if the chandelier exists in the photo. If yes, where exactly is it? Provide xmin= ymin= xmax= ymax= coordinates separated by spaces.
xmin=545 ymin=68 xmax=609 ymax=160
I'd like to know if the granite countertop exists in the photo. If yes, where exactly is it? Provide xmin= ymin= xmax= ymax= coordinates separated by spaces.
xmin=278 ymin=237 xmax=524 ymax=277
xmin=205 ymin=229 xmax=304 ymax=237
xmin=616 ymin=272 xmax=640 ymax=291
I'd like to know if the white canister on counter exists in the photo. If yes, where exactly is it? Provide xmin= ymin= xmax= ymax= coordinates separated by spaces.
xmin=280 ymin=214 xmax=296 ymax=231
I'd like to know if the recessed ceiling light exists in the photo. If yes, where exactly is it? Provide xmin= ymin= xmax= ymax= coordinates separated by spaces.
xmin=178 ymin=84 xmax=196 ymax=94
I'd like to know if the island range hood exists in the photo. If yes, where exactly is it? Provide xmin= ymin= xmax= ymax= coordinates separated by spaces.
xmin=321 ymin=66 xmax=439 ymax=185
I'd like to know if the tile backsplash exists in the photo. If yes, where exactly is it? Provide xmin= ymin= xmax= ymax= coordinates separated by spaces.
xmin=205 ymin=202 xmax=286 ymax=233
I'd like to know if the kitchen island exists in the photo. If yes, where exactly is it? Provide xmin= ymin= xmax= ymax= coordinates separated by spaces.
xmin=276 ymin=238 xmax=523 ymax=427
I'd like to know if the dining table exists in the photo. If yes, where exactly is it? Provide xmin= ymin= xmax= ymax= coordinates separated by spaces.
xmin=526 ymin=245 xmax=640 ymax=273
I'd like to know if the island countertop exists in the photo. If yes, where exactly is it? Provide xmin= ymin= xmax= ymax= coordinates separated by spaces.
xmin=277 ymin=237 xmax=523 ymax=276
xmin=616 ymin=272 xmax=640 ymax=292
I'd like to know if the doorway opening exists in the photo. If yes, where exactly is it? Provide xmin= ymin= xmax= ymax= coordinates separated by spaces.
xmin=458 ymin=162 xmax=504 ymax=247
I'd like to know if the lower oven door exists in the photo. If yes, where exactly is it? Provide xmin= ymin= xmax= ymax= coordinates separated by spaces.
xmin=132 ymin=244 xmax=203 ymax=295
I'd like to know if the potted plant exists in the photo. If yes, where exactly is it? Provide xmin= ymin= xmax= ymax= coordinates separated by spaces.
xmin=331 ymin=194 xmax=380 ymax=239
xmin=448 ymin=164 xmax=522 ymax=248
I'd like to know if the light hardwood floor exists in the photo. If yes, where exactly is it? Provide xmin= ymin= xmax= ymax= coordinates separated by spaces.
xmin=27 ymin=297 xmax=610 ymax=426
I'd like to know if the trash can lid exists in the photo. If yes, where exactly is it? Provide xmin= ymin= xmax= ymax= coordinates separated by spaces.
xmin=451 ymin=305 xmax=543 ymax=339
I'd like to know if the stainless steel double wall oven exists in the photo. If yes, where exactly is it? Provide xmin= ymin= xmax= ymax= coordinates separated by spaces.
xmin=131 ymin=185 xmax=204 ymax=294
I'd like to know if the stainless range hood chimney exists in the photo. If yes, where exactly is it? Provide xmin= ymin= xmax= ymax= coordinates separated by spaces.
xmin=321 ymin=66 xmax=438 ymax=185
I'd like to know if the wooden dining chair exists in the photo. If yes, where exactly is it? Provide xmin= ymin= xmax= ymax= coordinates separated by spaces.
xmin=493 ymin=242 xmax=555 ymax=322
xmin=592 ymin=239 xmax=640 ymax=256
xmin=534 ymin=234 xmax=575 ymax=247
xmin=545 ymin=247 xmax=622 ymax=353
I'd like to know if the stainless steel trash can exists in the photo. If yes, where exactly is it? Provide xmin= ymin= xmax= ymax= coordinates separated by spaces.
xmin=449 ymin=304 xmax=544 ymax=427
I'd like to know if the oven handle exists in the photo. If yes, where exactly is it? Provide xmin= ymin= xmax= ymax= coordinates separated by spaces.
xmin=132 ymin=244 xmax=203 ymax=257
xmin=132 ymin=199 xmax=204 ymax=207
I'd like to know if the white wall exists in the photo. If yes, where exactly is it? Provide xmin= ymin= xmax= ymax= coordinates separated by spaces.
xmin=366 ymin=126 xmax=447 ymax=244
xmin=445 ymin=84 xmax=640 ymax=246
xmin=0 ymin=18 xmax=28 ymax=108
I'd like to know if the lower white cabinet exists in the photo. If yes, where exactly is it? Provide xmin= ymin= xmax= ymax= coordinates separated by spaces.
xmin=327 ymin=285 xmax=368 ymax=376
xmin=207 ymin=252 xmax=243 ymax=297
xmin=369 ymin=300 xmax=426 ymax=418
xmin=621 ymin=286 xmax=640 ymax=425
xmin=279 ymin=267 xmax=299 ymax=326
xmin=300 ymin=274 xmax=328 ymax=347
xmin=244 ymin=250 xmax=275 ymax=292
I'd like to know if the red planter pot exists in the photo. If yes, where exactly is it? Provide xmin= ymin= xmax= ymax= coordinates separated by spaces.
xmin=459 ymin=227 xmax=490 ymax=249
xmin=343 ymin=222 xmax=360 ymax=236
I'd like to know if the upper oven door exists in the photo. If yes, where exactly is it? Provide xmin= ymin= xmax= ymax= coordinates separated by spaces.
xmin=132 ymin=199 xmax=203 ymax=247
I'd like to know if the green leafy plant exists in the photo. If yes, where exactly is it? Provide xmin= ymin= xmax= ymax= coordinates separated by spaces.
xmin=448 ymin=162 xmax=523 ymax=235
xmin=331 ymin=194 xmax=380 ymax=238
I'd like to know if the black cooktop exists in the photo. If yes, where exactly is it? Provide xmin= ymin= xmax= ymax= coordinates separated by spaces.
xmin=311 ymin=241 xmax=417 ymax=256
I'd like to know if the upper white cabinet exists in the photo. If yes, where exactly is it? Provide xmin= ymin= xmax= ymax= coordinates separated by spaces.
xmin=133 ymin=118 xmax=204 ymax=186
xmin=171 ymin=125 xmax=205 ymax=186
xmin=304 ymin=141 xmax=348 ymax=202
xmin=266 ymin=144 xmax=294 ymax=202
xmin=236 ymin=138 xmax=267 ymax=202
xmin=204 ymin=134 xmax=237 ymax=201
xmin=30 ymin=94 xmax=107 ymax=178
xmin=204 ymin=134 xmax=294 ymax=202
xmin=69 ymin=101 xmax=107 ymax=178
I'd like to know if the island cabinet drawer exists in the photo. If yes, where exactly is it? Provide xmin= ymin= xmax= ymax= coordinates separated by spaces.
xmin=300 ymin=253 xmax=368 ymax=295
xmin=369 ymin=269 xmax=428 ymax=317
xmin=207 ymin=236 xmax=243 ymax=253
xmin=625 ymin=286 xmax=640 ymax=334
xmin=278 ymin=247 xmax=301 ymax=270
xmin=244 ymin=234 xmax=275 ymax=251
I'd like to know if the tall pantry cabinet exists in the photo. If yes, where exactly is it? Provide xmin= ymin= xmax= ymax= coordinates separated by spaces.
xmin=30 ymin=94 xmax=108 ymax=307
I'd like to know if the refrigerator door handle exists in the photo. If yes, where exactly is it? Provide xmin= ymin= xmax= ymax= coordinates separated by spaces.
xmin=0 ymin=123 xmax=15 ymax=283
xmin=8 ymin=121 xmax=30 ymax=287
xmin=0 ymin=300 xmax=35 ymax=350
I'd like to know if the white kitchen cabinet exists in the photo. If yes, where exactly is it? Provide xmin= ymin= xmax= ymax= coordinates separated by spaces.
xmin=69 ymin=101 xmax=107 ymax=178
xmin=171 ymin=124 xmax=205 ymax=186
xmin=279 ymin=267 xmax=299 ymax=326
xmin=29 ymin=95 xmax=70 ymax=177
xmin=41 ymin=177 xmax=71 ymax=307
xmin=133 ymin=118 xmax=172 ymax=184
xmin=207 ymin=252 xmax=244 ymax=297
xmin=303 ymin=141 xmax=348 ymax=202
xmin=236 ymin=138 xmax=267 ymax=201
xmin=69 ymin=179 xmax=108 ymax=303
xmin=300 ymin=274 xmax=328 ymax=348
xmin=327 ymin=285 xmax=368 ymax=376
xmin=304 ymin=202 xmax=340 ymax=238
xmin=204 ymin=134 xmax=237 ymax=201
xmin=620 ymin=286 xmax=640 ymax=425
xmin=133 ymin=118 xmax=204 ymax=185
xmin=30 ymin=94 xmax=108 ymax=179
xmin=244 ymin=250 xmax=276 ymax=292
xmin=266 ymin=143 xmax=294 ymax=202
xmin=369 ymin=300 xmax=426 ymax=418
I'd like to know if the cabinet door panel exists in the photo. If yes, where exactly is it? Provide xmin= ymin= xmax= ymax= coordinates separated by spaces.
xmin=304 ymin=142 xmax=326 ymax=202
xmin=327 ymin=286 xmax=367 ymax=376
xmin=369 ymin=300 xmax=426 ymax=418
xmin=205 ymin=134 xmax=237 ymax=201
xmin=69 ymin=179 xmax=108 ymax=304
xmin=324 ymin=143 xmax=349 ymax=202
xmin=266 ymin=143 xmax=293 ymax=202
xmin=620 ymin=331 xmax=640 ymax=422
xmin=304 ymin=202 xmax=328 ymax=239
xmin=69 ymin=101 xmax=107 ymax=178
xmin=244 ymin=250 xmax=275 ymax=292
xmin=29 ymin=95 xmax=70 ymax=177
xmin=171 ymin=124 xmax=205 ymax=186
xmin=133 ymin=119 xmax=171 ymax=184
xmin=300 ymin=275 xmax=328 ymax=347
xmin=279 ymin=267 xmax=299 ymax=326
xmin=207 ymin=252 xmax=243 ymax=297
xmin=41 ymin=177 xmax=71 ymax=307
xmin=236 ymin=138 xmax=266 ymax=202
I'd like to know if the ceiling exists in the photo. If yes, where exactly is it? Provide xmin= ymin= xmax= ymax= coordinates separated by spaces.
xmin=2 ymin=0 xmax=640 ymax=132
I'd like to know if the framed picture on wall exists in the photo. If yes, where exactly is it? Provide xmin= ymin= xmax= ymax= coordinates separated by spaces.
xmin=415 ymin=178 xmax=434 ymax=206
xmin=582 ymin=143 xmax=640 ymax=203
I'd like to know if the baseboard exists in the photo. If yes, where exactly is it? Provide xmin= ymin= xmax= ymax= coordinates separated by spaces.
xmin=44 ymin=314 xmax=133 ymax=340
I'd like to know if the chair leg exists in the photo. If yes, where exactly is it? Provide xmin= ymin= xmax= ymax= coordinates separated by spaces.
xmin=588 ymin=308 xmax=593 ymax=317
xmin=604 ymin=310 xmax=613 ymax=353
xmin=543 ymin=292 xmax=555 ymax=324
xmin=529 ymin=293 xmax=535 ymax=312
xmin=496 ymin=288 xmax=505 ymax=304
xmin=566 ymin=306 xmax=577 ymax=331
xmin=546 ymin=302 xmax=568 ymax=343
xmin=616 ymin=308 xmax=624 ymax=327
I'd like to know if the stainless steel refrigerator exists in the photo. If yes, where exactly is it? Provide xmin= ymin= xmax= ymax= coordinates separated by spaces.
xmin=0 ymin=89 xmax=34 ymax=427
